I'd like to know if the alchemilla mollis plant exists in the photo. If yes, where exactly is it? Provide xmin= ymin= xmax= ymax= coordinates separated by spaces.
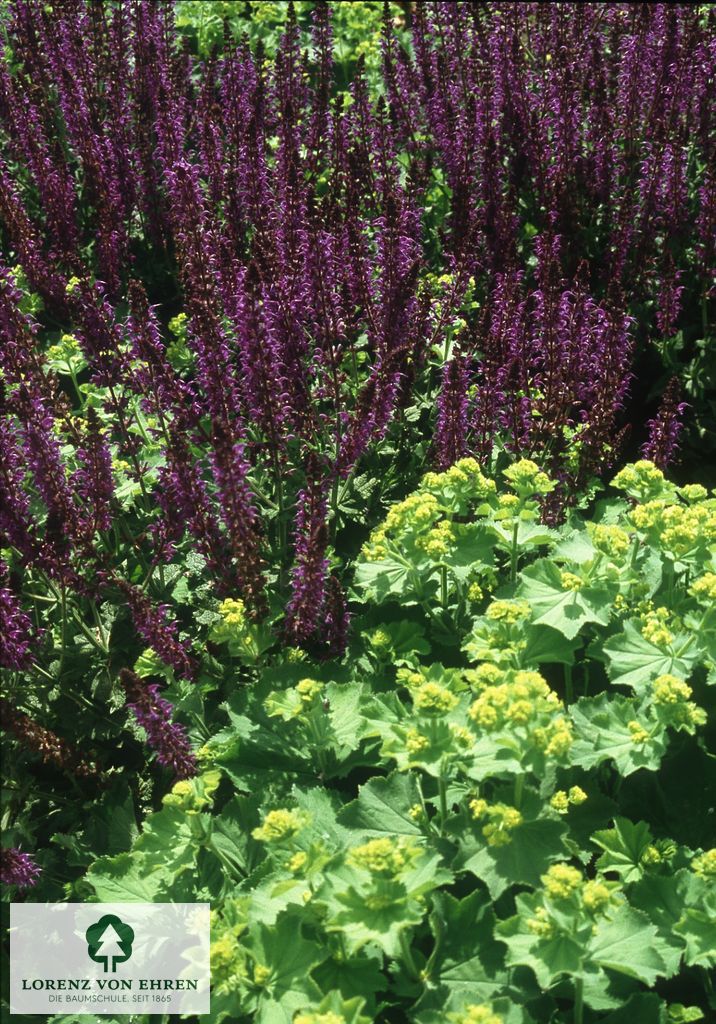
xmin=41 ymin=458 xmax=712 ymax=1024
xmin=1 ymin=2 xmax=715 ymax=1023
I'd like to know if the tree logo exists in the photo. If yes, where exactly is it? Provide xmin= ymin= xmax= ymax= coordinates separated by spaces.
xmin=85 ymin=914 xmax=135 ymax=973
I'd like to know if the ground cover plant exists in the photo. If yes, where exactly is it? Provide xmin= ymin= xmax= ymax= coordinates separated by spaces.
xmin=1 ymin=3 xmax=715 ymax=1023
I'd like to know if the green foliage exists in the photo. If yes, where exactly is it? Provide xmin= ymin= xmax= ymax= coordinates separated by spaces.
xmin=174 ymin=1 xmax=411 ymax=92
xmin=72 ymin=458 xmax=716 ymax=1022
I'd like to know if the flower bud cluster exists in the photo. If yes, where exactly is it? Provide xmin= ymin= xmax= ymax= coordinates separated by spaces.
xmin=549 ymin=787 xmax=588 ymax=813
xmin=449 ymin=1005 xmax=503 ymax=1024
xmin=612 ymin=460 xmax=672 ymax=502
xmin=652 ymin=675 xmax=706 ymax=730
xmin=348 ymin=837 xmax=417 ymax=877
xmin=469 ymin=799 xmax=523 ymax=847
xmin=468 ymin=669 xmax=572 ymax=758
xmin=526 ymin=863 xmax=616 ymax=938
xmin=252 ymin=808 xmax=308 ymax=844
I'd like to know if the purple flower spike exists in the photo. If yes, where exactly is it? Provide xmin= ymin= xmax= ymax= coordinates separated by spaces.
xmin=285 ymin=473 xmax=330 ymax=644
xmin=0 ymin=560 xmax=33 ymax=670
xmin=642 ymin=378 xmax=687 ymax=470
xmin=0 ymin=848 xmax=41 ymax=888
xmin=120 ymin=669 xmax=197 ymax=781
xmin=119 ymin=584 xmax=197 ymax=681
xmin=435 ymin=354 xmax=471 ymax=470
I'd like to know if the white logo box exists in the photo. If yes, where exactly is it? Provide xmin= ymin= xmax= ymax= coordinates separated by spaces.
xmin=10 ymin=902 xmax=210 ymax=1015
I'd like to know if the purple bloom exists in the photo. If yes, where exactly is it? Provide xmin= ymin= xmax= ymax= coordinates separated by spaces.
xmin=0 ymin=848 xmax=41 ymax=888
xmin=119 ymin=584 xmax=197 ymax=682
xmin=435 ymin=354 xmax=471 ymax=470
xmin=642 ymin=377 xmax=687 ymax=470
xmin=285 ymin=472 xmax=330 ymax=645
xmin=120 ymin=669 xmax=197 ymax=781
xmin=72 ymin=408 xmax=114 ymax=536
xmin=0 ymin=560 xmax=32 ymax=670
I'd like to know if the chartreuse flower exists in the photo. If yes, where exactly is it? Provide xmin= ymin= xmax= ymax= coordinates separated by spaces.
xmin=612 ymin=459 xmax=674 ymax=502
xmin=691 ymin=849 xmax=716 ymax=879
xmin=630 ymin=494 xmax=716 ymax=563
xmin=293 ymin=992 xmax=371 ymax=1024
xmin=162 ymin=769 xmax=221 ymax=811
xmin=294 ymin=1013 xmax=344 ymax=1024
xmin=448 ymin=1004 xmax=504 ymax=1024
xmin=485 ymin=599 xmax=532 ymax=624
xmin=469 ymin=799 xmax=524 ymax=847
xmin=503 ymin=458 xmax=556 ymax=498
xmin=412 ymin=681 xmax=459 ymax=715
xmin=587 ymin=523 xmax=632 ymax=561
xmin=252 ymin=808 xmax=308 ymax=843
xmin=549 ymin=786 xmax=588 ymax=813
xmin=348 ymin=837 xmax=417 ymax=875
xmin=464 ymin=601 xmax=533 ymax=665
xmin=467 ymin=669 xmax=572 ymax=760
xmin=690 ymin=572 xmax=716 ymax=605
xmin=209 ymin=598 xmax=270 ymax=660
xmin=527 ymin=862 xmax=616 ymax=930
xmin=640 ymin=606 xmax=677 ymax=648
xmin=651 ymin=674 xmax=706 ymax=731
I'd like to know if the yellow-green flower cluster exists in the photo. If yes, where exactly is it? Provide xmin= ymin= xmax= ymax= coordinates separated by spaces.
xmin=296 ymin=678 xmax=324 ymax=705
xmin=641 ymin=607 xmax=675 ymax=648
xmin=691 ymin=848 xmax=716 ymax=879
xmin=652 ymin=674 xmax=706 ymax=730
xmin=361 ymin=491 xmax=441 ymax=561
xmin=612 ymin=460 xmax=671 ymax=501
xmin=469 ymin=799 xmax=523 ymax=847
xmin=348 ymin=837 xmax=416 ymax=876
xmin=549 ymin=786 xmax=588 ymax=813
xmin=367 ymin=628 xmax=392 ymax=653
xmin=421 ymin=458 xmax=497 ymax=507
xmin=449 ymin=1004 xmax=503 ymax=1024
xmin=503 ymin=458 xmax=556 ymax=497
xmin=527 ymin=865 xmax=617 ymax=937
xmin=413 ymin=681 xmax=459 ymax=715
xmin=362 ymin=459 xmax=496 ymax=562
xmin=493 ymin=493 xmax=520 ymax=522
xmin=288 ymin=851 xmax=308 ymax=874
xmin=678 ymin=484 xmax=709 ymax=503
xmin=468 ymin=670 xmax=571 ymax=756
xmin=252 ymin=808 xmax=307 ymax=843
xmin=560 ymin=571 xmax=583 ymax=592
xmin=532 ymin=717 xmax=573 ymax=757
xmin=405 ymin=728 xmax=430 ymax=755
xmin=628 ymin=720 xmax=650 ymax=745
xmin=210 ymin=934 xmax=247 ymax=994
xmin=47 ymin=332 xmax=82 ymax=363
xmin=640 ymin=845 xmax=663 ymax=867
xmin=588 ymin=523 xmax=632 ymax=560
xmin=210 ymin=598 xmax=248 ymax=645
xmin=415 ymin=519 xmax=455 ymax=560
xmin=542 ymin=862 xmax=583 ymax=900
xmin=581 ymin=879 xmax=612 ymax=913
xmin=653 ymin=674 xmax=692 ymax=704
xmin=631 ymin=500 xmax=716 ymax=559
xmin=485 ymin=599 xmax=532 ymax=624
xmin=690 ymin=572 xmax=716 ymax=605
xmin=294 ymin=1013 xmax=345 ymax=1024
xmin=253 ymin=963 xmax=272 ymax=986
xmin=468 ymin=581 xmax=484 ymax=603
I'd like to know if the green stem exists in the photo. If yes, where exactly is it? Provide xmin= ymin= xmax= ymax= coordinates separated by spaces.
xmin=513 ymin=774 xmax=525 ymax=810
xmin=399 ymin=930 xmax=420 ymax=981
xmin=438 ymin=773 xmax=449 ymax=829
xmin=440 ymin=564 xmax=448 ymax=608
xmin=574 ymin=975 xmax=584 ymax=1024
xmin=510 ymin=521 xmax=520 ymax=582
